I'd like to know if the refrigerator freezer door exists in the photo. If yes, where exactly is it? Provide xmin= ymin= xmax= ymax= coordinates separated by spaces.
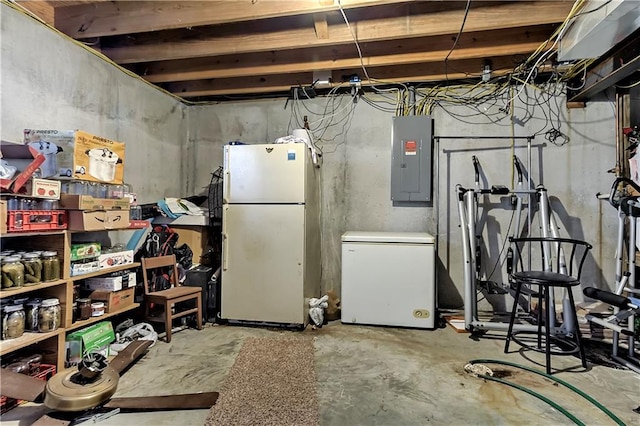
xmin=341 ymin=239 xmax=436 ymax=328
xmin=224 ymin=143 xmax=308 ymax=204
xmin=222 ymin=204 xmax=306 ymax=324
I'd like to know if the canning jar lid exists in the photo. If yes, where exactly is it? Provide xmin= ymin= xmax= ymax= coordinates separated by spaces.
xmin=4 ymin=256 xmax=21 ymax=263
xmin=40 ymin=298 xmax=60 ymax=307
xmin=42 ymin=251 xmax=58 ymax=257
xmin=26 ymin=299 xmax=42 ymax=306
xmin=91 ymin=302 xmax=105 ymax=308
xmin=22 ymin=253 xmax=39 ymax=260
xmin=3 ymin=304 xmax=24 ymax=313
xmin=77 ymin=298 xmax=91 ymax=304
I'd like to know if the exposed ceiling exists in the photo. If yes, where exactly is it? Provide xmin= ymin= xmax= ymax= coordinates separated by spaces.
xmin=15 ymin=0 xmax=577 ymax=102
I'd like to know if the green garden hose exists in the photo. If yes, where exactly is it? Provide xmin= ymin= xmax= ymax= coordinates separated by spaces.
xmin=468 ymin=359 xmax=626 ymax=426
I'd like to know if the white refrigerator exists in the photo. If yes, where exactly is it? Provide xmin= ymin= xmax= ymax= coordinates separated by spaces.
xmin=221 ymin=143 xmax=320 ymax=326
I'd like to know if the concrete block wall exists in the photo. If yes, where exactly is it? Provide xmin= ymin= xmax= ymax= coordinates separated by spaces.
xmin=189 ymin=94 xmax=619 ymax=308
xmin=1 ymin=4 xmax=187 ymax=205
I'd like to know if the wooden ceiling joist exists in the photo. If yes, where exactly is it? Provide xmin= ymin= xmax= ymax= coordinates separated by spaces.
xmin=54 ymin=0 xmax=410 ymax=39
xmin=101 ymin=1 xmax=572 ymax=64
xmin=141 ymin=25 xmax=551 ymax=83
xmin=164 ymin=55 xmax=518 ymax=98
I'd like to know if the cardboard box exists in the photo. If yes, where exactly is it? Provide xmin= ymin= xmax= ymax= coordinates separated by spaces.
xmin=0 ymin=200 xmax=6 ymax=234
xmin=85 ymin=271 xmax=137 ymax=291
xmin=17 ymin=178 xmax=61 ymax=200
xmin=98 ymin=250 xmax=134 ymax=269
xmin=70 ymin=242 xmax=101 ymax=261
xmin=59 ymin=194 xmax=130 ymax=211
xmin=23 ymin=130 xmax=125 ymax=184
xmin=66 ymin=321 xmax=115 ymax=366
xmin=0 ymin=141 xmax=46 ymax=192
xmin=88 ymin=287 xmax=135 ymax=313
xmin=70 ymin=260 xmax=100 ymax=277
xmin=67 ymin=210 xmax=130 ymax=231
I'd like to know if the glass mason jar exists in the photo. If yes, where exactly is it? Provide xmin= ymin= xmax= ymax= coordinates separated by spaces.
xmin=41 ymin=251 xmax=60 ymax=282
xmin=2 ymin=304 xmax=25 ymax=340
xmin=22 ymin=253 xmax=43 ymax=286
xmin=25 ymin=298 xmax=42 ymax=331
xmin=76 ymin=298 xmax=92 ymax=321
xmin=38 ymin=298 xmax=61 ymax=332
xmin=1 ymin=255 xmax=25 ymax=289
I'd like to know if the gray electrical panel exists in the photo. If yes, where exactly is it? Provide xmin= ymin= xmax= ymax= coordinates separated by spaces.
xmin=391 ymin=116 xmax=433 ymax=202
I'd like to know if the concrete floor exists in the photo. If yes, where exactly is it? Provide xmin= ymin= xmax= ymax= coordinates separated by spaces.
xmin=4 ymin=321 xmax=639 ymax=425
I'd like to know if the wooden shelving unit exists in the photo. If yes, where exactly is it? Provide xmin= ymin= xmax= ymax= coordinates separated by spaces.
xmin=66 ymin=303 xmax=140 ymax=333
xmin=0 ymin=231 xmax=141 ymax=372
xmin=70 ymin=262 xmax=141 ymax=281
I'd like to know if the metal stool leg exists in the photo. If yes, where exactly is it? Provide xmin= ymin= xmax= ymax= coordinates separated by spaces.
xmin=537 ymin=285 xmax=543 ymax=350
xmin=567 ymin=290 xmax=587 ymax=369
xmin=544 ymin=286 xmax=552 ymax=374
xmin=505 ymin=282 xmax=523 ymax=353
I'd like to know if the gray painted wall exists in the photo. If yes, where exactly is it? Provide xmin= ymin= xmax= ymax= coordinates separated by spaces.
xmin=1 ymin=4 xmax=187 ymax=205
xmin=189 ymin=93 xmax=619 ymax=308
xmin=2 ymin=3 xmax=622 ymax=309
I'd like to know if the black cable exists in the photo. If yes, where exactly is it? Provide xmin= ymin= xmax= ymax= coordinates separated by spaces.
xmin=444 ymin=0 xmax=472 ymax=86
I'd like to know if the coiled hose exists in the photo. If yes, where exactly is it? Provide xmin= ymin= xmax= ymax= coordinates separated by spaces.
xmin=467 ymin=359 xmax=626 ymax=426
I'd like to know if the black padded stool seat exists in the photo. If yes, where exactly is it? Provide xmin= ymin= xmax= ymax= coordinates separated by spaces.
xmin=505 ymin=237 xmax=591 ymax=374
xmin=513 ymin=271 xmax=579 ymax=287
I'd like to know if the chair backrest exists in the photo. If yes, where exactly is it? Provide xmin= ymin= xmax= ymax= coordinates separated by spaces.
xmin=141 ymin=254 xmax=179 ymax=295
xmin=508 ymin=236 xmax=592 ymax=280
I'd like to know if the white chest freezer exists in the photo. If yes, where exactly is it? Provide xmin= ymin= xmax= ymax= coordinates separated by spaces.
xmin=341 ymin=231 xmax=436 ymax=329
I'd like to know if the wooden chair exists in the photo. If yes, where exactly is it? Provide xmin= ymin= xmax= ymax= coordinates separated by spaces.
xmin=141 ymin=255 xmax=202 ymax=343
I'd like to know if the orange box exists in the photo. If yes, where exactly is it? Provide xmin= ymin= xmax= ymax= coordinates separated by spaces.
xmin=88 ymin=287 xmax=135 ymax=313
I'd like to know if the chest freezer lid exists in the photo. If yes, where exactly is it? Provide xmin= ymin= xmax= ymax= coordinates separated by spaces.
xmin=342 ymin=231 xmax=435 ymax=244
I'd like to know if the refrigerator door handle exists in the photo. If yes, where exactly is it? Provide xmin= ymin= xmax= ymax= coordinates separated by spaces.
xmin=222 ymin=205 xmax=229 ymax=271
xmin=223 ymin=147 xmax=230 ymax=204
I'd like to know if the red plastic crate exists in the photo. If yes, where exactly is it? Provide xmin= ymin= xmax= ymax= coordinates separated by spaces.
xmin=0 ymin=363 xmax=56 ymax=414
xmin=7 ymin=210 xmax=67 ymax=232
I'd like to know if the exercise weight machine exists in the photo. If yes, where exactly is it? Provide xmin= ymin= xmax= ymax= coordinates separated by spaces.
xmin=457 ymin=156 xmax=571 ymax=334
xmin=586 ymin=177 xmax=640 ymax=373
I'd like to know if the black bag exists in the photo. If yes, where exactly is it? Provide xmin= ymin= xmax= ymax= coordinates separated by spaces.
xmin=174 ymin=244 xmax=193 ymax=269
xmin=149 ymin=268 xmax=172 ymax=292
xmin=136 ymin=225 xmax=179 ymax=259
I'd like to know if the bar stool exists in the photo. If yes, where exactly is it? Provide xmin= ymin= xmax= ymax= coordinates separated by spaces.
xmin=504 ymin=236 xmax=592 ymax=374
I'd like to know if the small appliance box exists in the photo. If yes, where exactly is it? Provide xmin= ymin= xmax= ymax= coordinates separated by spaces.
xmin=18 ymin=178 xmax=62 ymax=200
xmin=23 ymin=129 xmax=125 ymax=184
xmin=65 ymin=321 xmax=115 ymax=366
xmin=70 ymin=242 xmax=101 ymax=261
xmin=67 ymin=209 xmax=130 ymax=231
xmin=84 ymin=271 xmax=137 ymax=291
xmin=0 ymin=141 xmax=45 ymax=192
xmin=98 ymin=250 xmax=134 ymax=269
xmin=88 ymin=287 xmax=135 ymax=313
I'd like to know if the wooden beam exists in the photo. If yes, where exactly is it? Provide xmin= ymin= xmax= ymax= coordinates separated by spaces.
xmin=142 ymin=26 xmax=551 ymax=83
xmin=103 ymin=1 xmax=572 ymax=64
xmin=15 ymin=1 xmax=55 ymax=25
xmin=314 ymin=13 xmax=329 ymax=40
xmin=54 ymin=0 xmax=410 ymax=39
xmin=164 ymin=55 xmax=518 ymax=98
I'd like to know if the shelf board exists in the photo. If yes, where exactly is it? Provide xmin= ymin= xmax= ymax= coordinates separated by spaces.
xmin=1 ymin=230 xmax=66 ymax=238
xmin=0 ymin=279 xmax=67 ymax=299
xmin=65 ymin=303 xmax=140 ymax=332
xmin=69 ymin=262 xmax=141 ymax=281
xmin=0 ymin=328 xmax=64 ymax=356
